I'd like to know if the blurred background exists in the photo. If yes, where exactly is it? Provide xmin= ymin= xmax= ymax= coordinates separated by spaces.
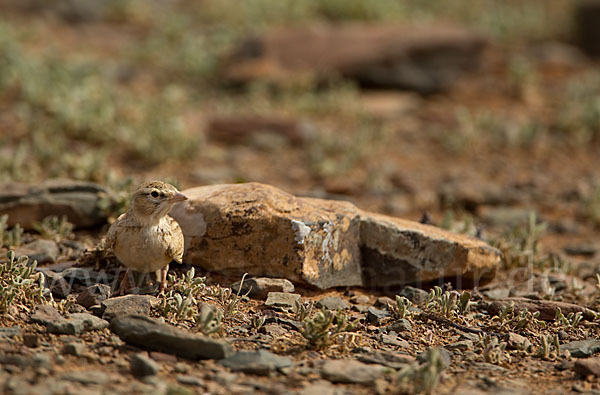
xmin=0 ymin=0 xmax=599 ymax=241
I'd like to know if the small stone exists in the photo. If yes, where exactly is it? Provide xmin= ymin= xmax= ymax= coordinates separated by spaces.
xmin=33 ymin=353 xmax=52 ymax=370
xmin=258 ymin=324 xmax=287 ymax=337
xmin=15 ymin=239 xmax=59 ymax=264
xmin=380 ymin=334 xmax=410 ymax=348
xmin=219 ymin=349 xmax=292 ymax=376
xmin=558 ymin=330 xmax=569 ymax=340
xmin=47 ymin=313 xmax=109 ymax=335
xmin=375 ymin=296 xmax=394 ymax=308
xmin=574 ymin=357 xmax=600 ymax=377
xmin=61 ymin=370 xmax=115 ymax=385
xmin=110 ymin=315 xmax=233 ymax=360
xmin=265 ymin=292 xmax=301 ymax=310
xmin=445 ymin=340 xmax=473 ymax=352
xmin=300 ymin=380 xmax=337 ymax=395
xmin=350 ymin=295 xmax=371 ymax=305
xmin=61 ymin=267 xmax=114 ymax=286
xmin=23 ymin=334 xmax=39 ymax=348
xmin=506 ymin=333 xmax=531 ymax=350
xmin=131 ymin=353 xmax=161 ymax=377
xmin=357 ymin=350 xmax=415 ymax=369
xmin=0 ymin=326 xmax=21 ymax=339
xmin=0 ymin=354 xmax=31 ymax=367
xmin=150 ymin=352 xmax=178 ymax=363
xmin=386 ymin=319 xmax=412 ymax=333
xmin=177 ymin=375 xmax=205 ymax=387
xmin=320 ymin=359 xmax=385 ymax=385
xmin=556 ymin=359 xmax=575 ymax=371
xmin=564 ymin=243 xmax=597 ymax=257
xmin=352 ymin=304 xmax=369 ymax=314
xmin=31 ymin=305 xmax=63 ymax=325
xmin=214 ymin=370 xmax=238 ymax=386
xmin=174 ymin=362 xmax=188 ymax=373
xmin=62 ymin=342 xmax=87 ymax=356
xmin=563 ymin=339 xmax=600 ymax=358
xmin=41 ymin=270 xmax=71 ymax=299
xmin=77 ymin=284 xmax=112 ymax=309
xmin=101 ymin=295 xmax=158 ymax=321
xmin=316 ymin=296 xmax=350 ymax=311
xmin=482 ymin=288 xmax=511 ymax=300
xmin=398 ymin=286 xmax=429 ymax=304
xmin=367 ymin=307 xmax=389 ymax=325
xmin=231 ymin=277 xmax=295 ymax=300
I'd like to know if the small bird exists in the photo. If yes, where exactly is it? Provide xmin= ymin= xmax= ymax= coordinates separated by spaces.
xmin=105 ymin=181 xmax=187 ymax=295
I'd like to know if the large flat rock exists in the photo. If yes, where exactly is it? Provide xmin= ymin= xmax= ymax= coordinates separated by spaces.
xmin=223 ymin=24 xmax=486 ymax=94
xmin=0 ymin=179 xmax=109 ymax=229
xmin=170 ymin=183 xmax=500 ymax=290
xmin=170 ymin=183 xmax=363 ymax=289
xmin=359 ymin=212 xmax=499 ymax=289
xmin=109 ymin=315 xmax=233 ymax=360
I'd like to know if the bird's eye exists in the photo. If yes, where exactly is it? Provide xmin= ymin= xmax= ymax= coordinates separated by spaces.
xmin=150 ymin=191 xmax=159 ymax=198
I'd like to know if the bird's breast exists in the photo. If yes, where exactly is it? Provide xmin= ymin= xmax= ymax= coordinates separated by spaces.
xmin=113 ymin=223 xmax=172 ymax=273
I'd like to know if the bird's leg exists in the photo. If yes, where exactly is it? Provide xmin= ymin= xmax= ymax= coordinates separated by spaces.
xmin=158 ymin=264 xmax=169 ymax=293
xmin=118 ymin=268 xmax=132 ymax=295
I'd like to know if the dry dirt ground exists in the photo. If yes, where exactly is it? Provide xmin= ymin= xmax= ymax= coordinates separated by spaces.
xmin=2 ymin=1 xmax=600 ymax=394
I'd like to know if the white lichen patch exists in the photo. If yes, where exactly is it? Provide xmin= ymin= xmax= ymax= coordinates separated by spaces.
xmin=291 ymin=219 xmax=311 ymax=245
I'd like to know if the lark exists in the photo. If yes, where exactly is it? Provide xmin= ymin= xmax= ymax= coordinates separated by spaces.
xmin=105 ymin=181 xmax=187 ymax=295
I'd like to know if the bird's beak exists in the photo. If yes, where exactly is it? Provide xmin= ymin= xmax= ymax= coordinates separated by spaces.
xmin=170 ymin=192 xmax=188 ymax=203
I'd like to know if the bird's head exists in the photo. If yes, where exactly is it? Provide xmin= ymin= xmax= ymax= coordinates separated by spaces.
xmin=130 ymin=181 xmax=187 ymax=224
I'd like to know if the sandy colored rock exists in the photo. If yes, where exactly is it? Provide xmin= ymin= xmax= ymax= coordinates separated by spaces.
xmin=170 ymin=183 xmax=363 ymax=289
xmin=359 ymin=212 xmax=499 ymax=288
xmin=170 ymin=183 xmax=500 ymax=290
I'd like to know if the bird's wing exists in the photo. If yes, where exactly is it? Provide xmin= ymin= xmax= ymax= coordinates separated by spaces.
xmin=104 ymin=213 xmax=126 ymax=251
xmin=165 ymin=216 xmax=185 ymax=264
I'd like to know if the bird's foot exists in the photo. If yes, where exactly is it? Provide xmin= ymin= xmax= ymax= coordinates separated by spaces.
xmin=117 ymin=269 xmax=132 ymax=296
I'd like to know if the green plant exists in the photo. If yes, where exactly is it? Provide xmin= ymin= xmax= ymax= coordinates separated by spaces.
xmin=294 ymin=299 xmax=314 ymax=321
xmin=33 ymin=215 xmax=74 ymax=241
xmin=554 ymin=307 xmax=583 ymax=328
xmin=0 ymin=215 xmax=24 ymax=249
xmin=395 ymin=348 xmax=446 ymax=394
xmin=158 ymin=267 xmax=207 ymax=323
xmin=300 ymin=308 xmax=356 ymax=349
xmin=476 ymin=334 xmax=511 ymax=365
xmin=425 ymin=286 xmax=471 ymax=319
xmin=491 ymin=302 xmax=546 ymax=332
xmin=250 ymin=314 xmax=266 ymax=330
xmin=0 ymin=251 xmax=51 ymax=314
xmin=492 ymin=212 xmax=547 ymax=269
xmin=537 ymin=334 xmax=560 ymax=360
xmin=195 ymin=304 xmax=224 ymax=335
xmin=205 ymin=273 xmax=250 ymax=318
xmin=389 ymin=295 xmax=412 ymax=319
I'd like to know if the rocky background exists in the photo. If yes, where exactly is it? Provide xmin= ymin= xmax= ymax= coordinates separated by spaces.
xmin=2 ymin=1 xmax=600 ymax=394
